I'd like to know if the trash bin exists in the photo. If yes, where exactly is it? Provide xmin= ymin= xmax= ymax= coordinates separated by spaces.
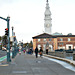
xmin=73 ymin=53 xmax=75 ymax=60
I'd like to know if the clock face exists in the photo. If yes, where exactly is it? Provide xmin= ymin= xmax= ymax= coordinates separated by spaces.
xmin=46 ymin=24 xmax=50 ymax=28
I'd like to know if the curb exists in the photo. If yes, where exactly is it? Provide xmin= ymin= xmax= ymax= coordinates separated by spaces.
xmin=43 ymin=54 xmax=75 ymax=66
xmin=0 ymin=55 xmax=7 ymax=62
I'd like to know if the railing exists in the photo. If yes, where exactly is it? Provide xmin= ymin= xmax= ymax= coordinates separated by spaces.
xmin=43 ymin=50 xmax=75 ymax=61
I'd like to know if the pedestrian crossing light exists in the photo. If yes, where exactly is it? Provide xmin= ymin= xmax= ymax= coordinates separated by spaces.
xmin=5 ymin=28 xmax=8 ymax=35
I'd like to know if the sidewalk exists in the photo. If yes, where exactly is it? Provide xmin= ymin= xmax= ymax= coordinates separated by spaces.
xmin=0 ymin=52 xmax=75 ymax=75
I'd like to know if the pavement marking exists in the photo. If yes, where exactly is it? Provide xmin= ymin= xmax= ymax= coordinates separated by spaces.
xmin=38 ymin=61 xmax=41 ymax=63
xmin=12 ymin=71 xmax=27 ymax=74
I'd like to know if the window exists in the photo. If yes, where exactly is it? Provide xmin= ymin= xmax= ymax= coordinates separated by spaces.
xmin=58 ymin=43 xmax=63 ymax=45
xmin=60 ymin=38 xmax=63 ymax=41
xmin=68 ymin=38 xmax=71 ymax=41
xmin=38 ymin=39 xmax=40 ymax=42
xmin=38 ymin=44 xmax=41 ymax=50
xmin=43 ymin=38 xmax=46 ymax=41
xmin=49 ymin=38 xmax=52 ymax=41
xmin=62 ymin=43 xmax=63 ymax=45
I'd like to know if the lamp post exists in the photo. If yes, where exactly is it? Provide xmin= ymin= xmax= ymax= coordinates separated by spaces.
xmin=46 ymin=42 xmax=49 ymax=49
xmin=15 ymin=39 xmax=18 ymax=55
xmin=11 ymin=26 xmax=15 ymax=58
xmin=21 ymin=40 xmax=23 ymax=51
xmin=0 ymin=16 xmax=11 ymax=62
xmin=27 ymin=42 xmax=29 ymax=52
xmin=11 ymin=26 xmax=14 ymax=36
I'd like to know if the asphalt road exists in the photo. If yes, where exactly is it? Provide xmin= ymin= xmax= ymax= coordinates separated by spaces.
xmin=0 ymin=52 xmax=75 ymax=75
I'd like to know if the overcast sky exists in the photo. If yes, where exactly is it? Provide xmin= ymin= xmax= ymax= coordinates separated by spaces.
xmin=0 ymin=0 xmax=75 ymax=43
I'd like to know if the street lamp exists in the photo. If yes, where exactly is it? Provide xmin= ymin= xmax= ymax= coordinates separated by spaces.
xmin=21 ymin=39 xmax=23 ymax=51
xmin=11 ymin=26 xmax=15 ymax=58
xmin=0 ymin=16 xmax=11 ymax=62
xmin=11 ymin=26 xmax=14 ymax=36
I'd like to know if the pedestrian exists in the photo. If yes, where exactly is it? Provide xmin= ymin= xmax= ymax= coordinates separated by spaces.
xmin=35 ymin=47 xmax=38 ymax=58
xmin=39 ymin=47 xmax=43 ymax=57
xmin=23 ymin=50 xmax=25 ymax=54
xmin=30 ymin=48 xmax=33 ymax=54
xmin=19 ymin=49 xmax=21 ymax=55
xmin=46 ymin=48 xmax=48 ymax=54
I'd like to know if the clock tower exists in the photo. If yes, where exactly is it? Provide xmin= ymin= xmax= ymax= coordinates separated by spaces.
xmin=44 ymin=0 xmax=52 ymax=34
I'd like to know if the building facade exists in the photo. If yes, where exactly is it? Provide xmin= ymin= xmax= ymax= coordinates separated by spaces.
xmin=32 ymin=33 xmax=75 ymax=51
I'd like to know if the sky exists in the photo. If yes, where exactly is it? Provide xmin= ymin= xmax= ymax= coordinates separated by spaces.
xmin=0 ymin=0 xmax=75 ymax=43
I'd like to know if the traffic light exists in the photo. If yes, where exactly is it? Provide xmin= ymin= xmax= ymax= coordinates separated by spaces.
xmin=5 ymin=28 xmax=8 ymax=35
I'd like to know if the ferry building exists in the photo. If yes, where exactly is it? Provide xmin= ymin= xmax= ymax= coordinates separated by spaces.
xmin=32 ymin=33 xmax=75 ymax=51
xmin=32 ymin=0 xmax=75 ymax=51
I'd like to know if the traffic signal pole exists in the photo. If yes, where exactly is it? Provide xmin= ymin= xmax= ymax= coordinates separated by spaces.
xmin=7 ymin=16 xmax=11 ymax=62
xmin=0 ymin=16 xmax=11 ymax=62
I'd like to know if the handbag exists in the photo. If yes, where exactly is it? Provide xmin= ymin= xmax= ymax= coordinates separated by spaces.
xmin=39 ymin=52 xmax=42 ymax=55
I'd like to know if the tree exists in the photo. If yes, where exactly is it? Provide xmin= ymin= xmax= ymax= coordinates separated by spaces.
xmin=2 ymin=35 xmax=7 ymax=47
xmin=22 ymin=41 xmax=33 ymax=49
xmin=23 ymin=43 xmax=28 ymax=48
xmin=29 ymin=41 xmax=33 ymax=48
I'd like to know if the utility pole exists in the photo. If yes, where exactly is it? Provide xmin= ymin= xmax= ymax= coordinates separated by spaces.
xmin=0 ymin=16 xmax=11 ymax=62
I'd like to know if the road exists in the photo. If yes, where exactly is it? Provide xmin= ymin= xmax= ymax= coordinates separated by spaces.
xmin=0 ymin=52 xmax=75 ymax=75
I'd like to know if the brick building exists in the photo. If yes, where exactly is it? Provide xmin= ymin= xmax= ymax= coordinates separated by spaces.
xmin=32 ymin=33 xmax=75 ymax=51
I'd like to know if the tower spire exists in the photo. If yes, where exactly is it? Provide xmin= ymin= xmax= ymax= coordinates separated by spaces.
xmin=44 ymin=0 xmax=52 ymax=34
xmin=47 ymin=0 xmax=48 ymax=2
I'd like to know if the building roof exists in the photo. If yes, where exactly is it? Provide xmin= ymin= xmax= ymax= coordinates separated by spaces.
xmin=53 ymin=32 xmax=63 ymax=35
xmin=32 ymin=33 xmax=52 ymax=39
xmin=32 ymin=33 xmax=75 ymax=39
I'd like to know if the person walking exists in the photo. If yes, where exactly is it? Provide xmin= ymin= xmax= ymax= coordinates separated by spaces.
xmin=30 ymin=48 xmax=33 ymax=54
xmin=23 ymin=50 xmax=25 ymax=54
xmin=46 ymin=48 xmax=48 ymax=54
xmin=39 ymin=47 xmax=43 ymax=57
xmin=35 ymin=47 xmax=38 ymax=58
xmin=19 ymin=49 xmax=21 ymax=55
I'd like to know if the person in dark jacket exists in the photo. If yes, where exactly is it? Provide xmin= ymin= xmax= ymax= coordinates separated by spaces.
xmin=39 ymin=47 xmax=43 ymax=57
xmin=35 ymin=47 xmax=38 ymax=58
xmin=46 ymin=49 xmax=48 ymax=54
